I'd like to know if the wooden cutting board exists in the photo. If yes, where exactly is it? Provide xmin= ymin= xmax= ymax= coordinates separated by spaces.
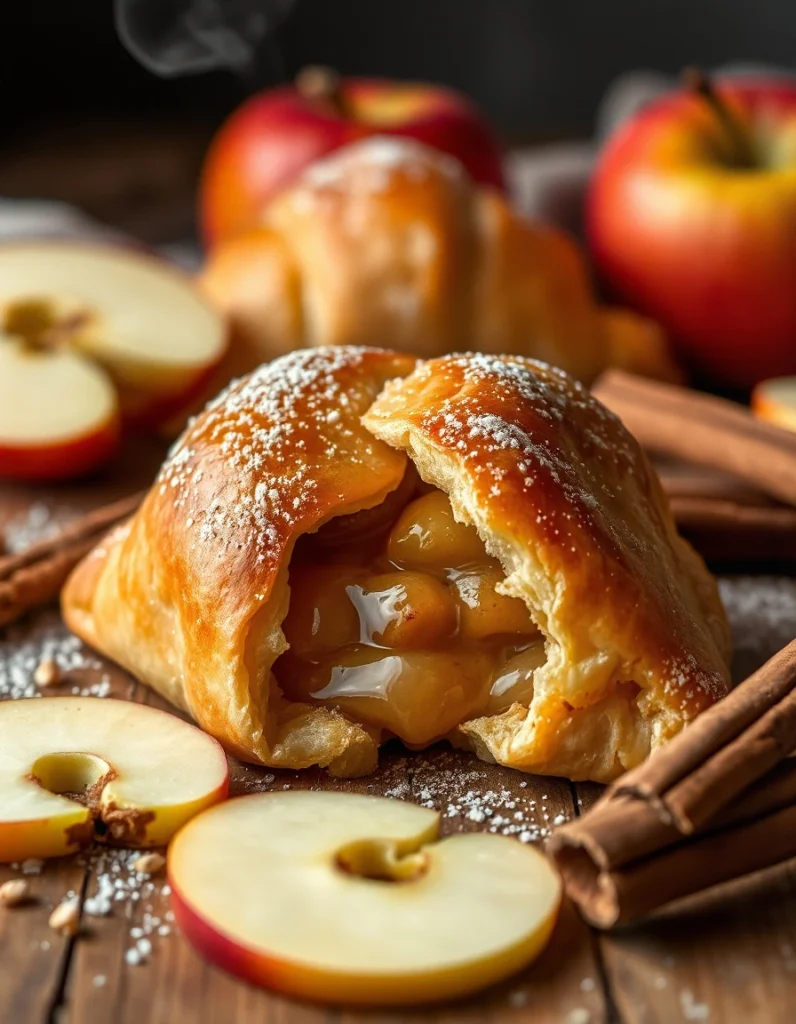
xmin=2 ymin=439 xmax=796 ymax=1024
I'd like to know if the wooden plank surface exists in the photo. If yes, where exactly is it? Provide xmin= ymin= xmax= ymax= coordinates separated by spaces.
xmin=2 ymin=452 xmax=796 ymax=1024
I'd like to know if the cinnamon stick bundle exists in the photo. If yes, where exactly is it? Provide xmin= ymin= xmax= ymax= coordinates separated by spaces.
xmin=0 ymin=491 xmax=143 ymax=627
xmin=548 ymin=640 xmax=796 ymax=928
xmin=594 ymin=370 xmax=796 ymax=507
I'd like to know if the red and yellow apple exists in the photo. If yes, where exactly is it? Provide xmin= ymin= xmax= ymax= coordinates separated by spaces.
xmin=588 ymin=73 xmax=796 ymax=389
xmin=0 ymin=243 xmax=227 ymax=480
xmin=169 ymin=791 xmax=561 ymax=1006
xmin=0 ymin=697 xmax=229 ymax=862
xmin=199 ymin=66 xmax=505 ymax=247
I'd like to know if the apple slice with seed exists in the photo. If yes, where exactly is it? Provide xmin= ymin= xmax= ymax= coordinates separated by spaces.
xmin=168 ymin=791 xmax=561 ymax=1005
xmin=0 ymin=340 xmax=120 ymax=481
xmin=0 ymin=243 xmax=227 ymax=479
xmin=0 ymin=698 xmax=229 ymax=863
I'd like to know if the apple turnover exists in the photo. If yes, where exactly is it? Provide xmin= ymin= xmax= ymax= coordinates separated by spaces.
xmin=62 ymin=347 xmax=731 ymax=781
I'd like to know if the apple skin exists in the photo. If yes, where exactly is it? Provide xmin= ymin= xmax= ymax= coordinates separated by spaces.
xmin=62 ymin=244 xmax=231 ymax=432
xmin=588 ymin=78 xmax=796 ymax=390
xmin=0 ymin=769 xmax=229 ymax=863
xmin=118 ymin=357 xmax=226 ymax=433
xmin=0 ymin=697 xmax=231 ymax=863
xmin=200 ymin=75 xmax=505 ymax=248
xmin=2 ymin=813 xmax=94 ymax=864
xmin=0 ymin=415 xmax=120 ymax=482
xmin=169 ymin=873 xmax=557 ymax=1007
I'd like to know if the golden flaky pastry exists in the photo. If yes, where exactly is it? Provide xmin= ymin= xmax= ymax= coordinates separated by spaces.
xmin=198 ymin=138 xmax=682 ymax=402
xmin=63 ymin=347 xmax=730 ymax=782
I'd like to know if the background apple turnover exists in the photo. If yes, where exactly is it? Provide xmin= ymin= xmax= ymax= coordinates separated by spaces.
xmin=198 ymin=138 xmax=681 ymax=398
xmin=62 ymin=346 xmax=731 ymax=781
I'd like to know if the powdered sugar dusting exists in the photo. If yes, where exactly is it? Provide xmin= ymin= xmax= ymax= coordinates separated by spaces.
xmin=372 ymin=353 xmax=629 ymax=520
xmin=372 ymin=352 xmax=728 ymax=707
xmin=4 ymin=847 xmax=175 ymax=967
xmin=719 ymin=576 xmax=796 ymax=682
xmin=2 ymin=502 xmax=80 ymax=554
xmin=376 ymin=751 xmax=572 ymax=843
xmin=0 ymin=620 xmax=112 ymax=701
xmin=679 ymin=988 xmax=710 ymax=1021
xmin=159 ymin=347 xmax=398 ymax=569
xmin=84 ymin=847 xmax=174 ymax=965
xmin=300 ymin=135 xmax=464 ymax=196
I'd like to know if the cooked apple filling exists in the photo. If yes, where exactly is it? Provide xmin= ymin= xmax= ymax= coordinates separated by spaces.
xmin=274 ymin=480 xmax=545 ymax=746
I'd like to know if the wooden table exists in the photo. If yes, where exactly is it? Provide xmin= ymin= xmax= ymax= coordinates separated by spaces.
xmin=1 ymin=450 xmax=795 ymax=1024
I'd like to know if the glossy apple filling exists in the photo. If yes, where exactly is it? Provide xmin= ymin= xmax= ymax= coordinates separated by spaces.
xmin=274 ymin=479 xmax=545 ymax=747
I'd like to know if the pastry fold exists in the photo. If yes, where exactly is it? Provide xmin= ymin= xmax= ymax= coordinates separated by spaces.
xmin=363 ymin=354 xmax=731 ymax=779
xmin=63 ymin=347 xmax=730 ymax=781
xmin=199 ymin=138 xmax=682 ymax=395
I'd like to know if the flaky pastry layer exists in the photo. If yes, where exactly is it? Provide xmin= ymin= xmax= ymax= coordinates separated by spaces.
xmin=63 ymin=347 xmax=730 ymax=781
xmin=364 ymin=354 xmax=731 ymax=779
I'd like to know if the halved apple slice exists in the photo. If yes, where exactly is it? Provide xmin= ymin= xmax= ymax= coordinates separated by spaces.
xmin=751 ymin=377 xmax=796 ymax=434
xmin=0 ymin=340 xmax=120 ymax=481
xmin=169 ymin=791 xmax=561 ymax=1005
xmin=0 ymin=698 xmax=229 ymax=863
xmin=0 ymin=243 xmax=227 ymax=442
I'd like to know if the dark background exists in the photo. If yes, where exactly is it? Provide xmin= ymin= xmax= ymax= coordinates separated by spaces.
xmin=1 ymin=0 xmax=794 ymax=240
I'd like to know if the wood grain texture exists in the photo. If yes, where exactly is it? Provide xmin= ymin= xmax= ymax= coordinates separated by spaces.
xmin=2 ymin=445 xmax=796 ymax=1023
xmin=0 ymin=857 xmax=85 ymax=1024
xmin=55 ymin=676 xmax=605 ymax=1024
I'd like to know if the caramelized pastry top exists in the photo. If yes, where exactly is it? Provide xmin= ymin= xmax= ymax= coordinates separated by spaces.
xmin=63 ymin=346 xmax=730 ymax=782
xmin=161 ymin=346 xmax=413 ymax=566
xmin=65 ymin=347 xmax=415 ymax=773
xmin=364 ymin=354 xmax=730 ymax=734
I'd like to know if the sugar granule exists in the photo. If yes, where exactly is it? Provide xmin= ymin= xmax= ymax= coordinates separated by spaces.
xmin=2 ymin=503 xmax=79 ymax=554
xmin=81 ymin=848 xmax=174 ymax=967
xmin=0 ymin=623 xmax=111 ymax=701
xmin=378 ymin=753 xmax=570 ymax=843
xmin=679 ymin=988 xmax=710 ymax=1021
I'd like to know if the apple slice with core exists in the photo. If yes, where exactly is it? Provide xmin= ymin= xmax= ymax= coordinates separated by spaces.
xmin=0 ymin=243 xmax=228 ymax=445
xmin=0 ymin=697 xmax=229 ymax=863
xmin=169 ymin=791 xmax=561 ymax=1005
xmin=751 ymin=377 xmax=796 ymax=433
xmin=0 ymin=340 xmax=120 ymax=481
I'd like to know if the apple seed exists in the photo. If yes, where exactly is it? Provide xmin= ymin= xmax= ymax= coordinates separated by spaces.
xmin=49 ymin=898 xmax=80 ymax=936
xmin=0 ymin=879 xmax=30 ymax=907
xmin=133 ymin=852 xmax=166 ymax=876
xmin=34 ymin=659 xmax=61 ymax=688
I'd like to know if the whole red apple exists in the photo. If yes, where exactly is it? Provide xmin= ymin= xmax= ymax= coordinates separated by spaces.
xmin=199 ymin=66 xmax=505 ymax=248
xmin=588 ymin=71 xmax=796 ymax=389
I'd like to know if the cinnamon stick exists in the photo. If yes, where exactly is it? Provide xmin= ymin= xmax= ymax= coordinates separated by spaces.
xmin=669 ymin=495 xmax=796 ymax=532
xmin=652 ymin=462 xmax=796 ymax=562
xmin=0 ymin=491 xmax=143 ymax=627
xmin=656 ymin=462 xmax=778 ymax=506
xmin=551 ymin=795 xmax=796 ymax=929
xmin=593 ymin=370 xmax=796 ymax=507
xmin=548 ymin=641 xmax=796 ymax=927
xmin=613 ymin=638 xmax=796 ymax=831
xmin=669 ymin=494 xmax=796 ymax=563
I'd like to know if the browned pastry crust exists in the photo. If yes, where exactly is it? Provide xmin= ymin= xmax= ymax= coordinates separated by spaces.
xmin=198 ymin=138 xmax=680 ymax=397
xmin=364 ymin=354 xmax=730 ymax=779
xmin=63 ymin=347 xmax=730 ymax=781
xmin=64 ymin=348 xmax=415 ymax=776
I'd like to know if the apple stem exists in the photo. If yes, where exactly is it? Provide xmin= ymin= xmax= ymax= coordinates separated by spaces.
xmin=295 ymin=65 xmax=348 ymax=119
xmin=683 ymin=67 xmax=756 ymax=167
